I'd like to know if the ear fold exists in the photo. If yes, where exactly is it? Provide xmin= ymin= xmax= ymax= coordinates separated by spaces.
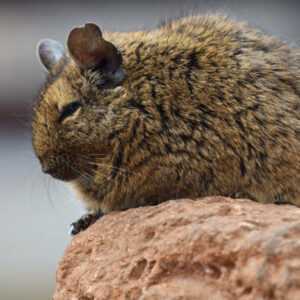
xmin=37 ymin=39 xmax=66 ymax=71
xmin=67 ymin=23 xmax=125 ymax=89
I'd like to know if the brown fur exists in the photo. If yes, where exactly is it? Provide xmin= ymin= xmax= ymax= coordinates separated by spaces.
xmin=32 ymin=14 xmax=300 ymax=215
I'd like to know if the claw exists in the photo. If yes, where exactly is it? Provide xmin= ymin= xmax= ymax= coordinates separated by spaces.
xmin=70 ymin=211 xmax=104 ymax=236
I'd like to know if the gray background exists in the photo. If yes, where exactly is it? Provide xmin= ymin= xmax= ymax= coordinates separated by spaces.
xmin=0 ymin=1 xmax=299 ymax=299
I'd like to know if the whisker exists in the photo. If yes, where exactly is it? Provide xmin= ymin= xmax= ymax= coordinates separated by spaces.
xmin=60 ymin=156 xmax=94 ymax=184
xmin=43 ymin=174 xmax=59 ymax=214
xmin=84 ymin=160 xmax=140 ymax=177
xmin=77 ymin=153 xmax=108 ymax=158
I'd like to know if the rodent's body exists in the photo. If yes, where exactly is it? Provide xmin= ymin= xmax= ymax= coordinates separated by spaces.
xmin=33 ymin=15 xmax=300 ymax=219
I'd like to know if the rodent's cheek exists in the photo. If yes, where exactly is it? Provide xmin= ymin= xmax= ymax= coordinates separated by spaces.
xmin=58 ymin=123 xmax=107 ymax=155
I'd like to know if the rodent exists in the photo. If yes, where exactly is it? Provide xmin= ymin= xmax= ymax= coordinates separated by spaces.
xmin=32 ymin=15 xmax=300 ymax=235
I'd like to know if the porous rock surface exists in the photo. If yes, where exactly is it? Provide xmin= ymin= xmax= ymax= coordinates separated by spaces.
xmin=53 ymin=197 xmax=300 ymax=300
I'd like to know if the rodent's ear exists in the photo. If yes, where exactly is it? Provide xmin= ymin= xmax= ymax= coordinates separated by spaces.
xmin=67 ymin=23 xmax=125 ymax=89
xmin=37 ymin=39 xmax=66 ymax=72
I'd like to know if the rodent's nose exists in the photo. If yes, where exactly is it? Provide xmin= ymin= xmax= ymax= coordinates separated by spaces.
xmin=41 ymin=160 xmax=78 ymax=181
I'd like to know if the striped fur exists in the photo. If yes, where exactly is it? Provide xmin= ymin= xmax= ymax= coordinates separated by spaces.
xmin=33 ymin=15 xmax=300 ymax=214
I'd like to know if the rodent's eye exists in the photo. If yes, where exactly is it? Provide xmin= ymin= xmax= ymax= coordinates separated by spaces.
xmin=59 ymin=101 xmax=81 ymax=123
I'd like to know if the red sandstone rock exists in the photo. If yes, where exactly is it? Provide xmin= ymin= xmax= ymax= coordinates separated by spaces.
xmin=53 ymin=197 xmax=300 ymax=300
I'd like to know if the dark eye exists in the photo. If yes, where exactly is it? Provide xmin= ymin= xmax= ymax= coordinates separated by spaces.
xmin=58 ymin=101 xmax=81 ymax=123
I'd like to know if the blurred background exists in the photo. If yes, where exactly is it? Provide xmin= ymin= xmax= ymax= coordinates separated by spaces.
xmin=0 ymin=0 xmax=299 ymax=299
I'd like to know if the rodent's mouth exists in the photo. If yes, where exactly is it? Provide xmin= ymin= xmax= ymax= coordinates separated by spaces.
xmin=50 ymin=171 xmax=79 ymax=182
xmin=40 ymin=150 xmax=102 ymax=182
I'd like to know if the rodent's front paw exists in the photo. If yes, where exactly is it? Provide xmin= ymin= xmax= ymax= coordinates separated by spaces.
xmin=70 ymin=211 xmax=104 ymax=236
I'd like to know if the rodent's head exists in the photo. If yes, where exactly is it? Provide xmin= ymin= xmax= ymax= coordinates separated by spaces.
xmin=32 ymin=23 xmax=127 ymax=181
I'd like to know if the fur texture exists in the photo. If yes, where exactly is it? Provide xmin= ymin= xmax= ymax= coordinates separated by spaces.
xmin=33 ymin=15 xmax=300 ymax=217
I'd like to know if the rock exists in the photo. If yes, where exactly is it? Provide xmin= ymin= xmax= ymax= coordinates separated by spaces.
xmin=53 ymin=197 xmax=300 ymax=300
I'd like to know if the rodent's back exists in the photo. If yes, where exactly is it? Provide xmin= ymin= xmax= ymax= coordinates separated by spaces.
xmin=103 ymin=15 xmax=300 ymax=206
